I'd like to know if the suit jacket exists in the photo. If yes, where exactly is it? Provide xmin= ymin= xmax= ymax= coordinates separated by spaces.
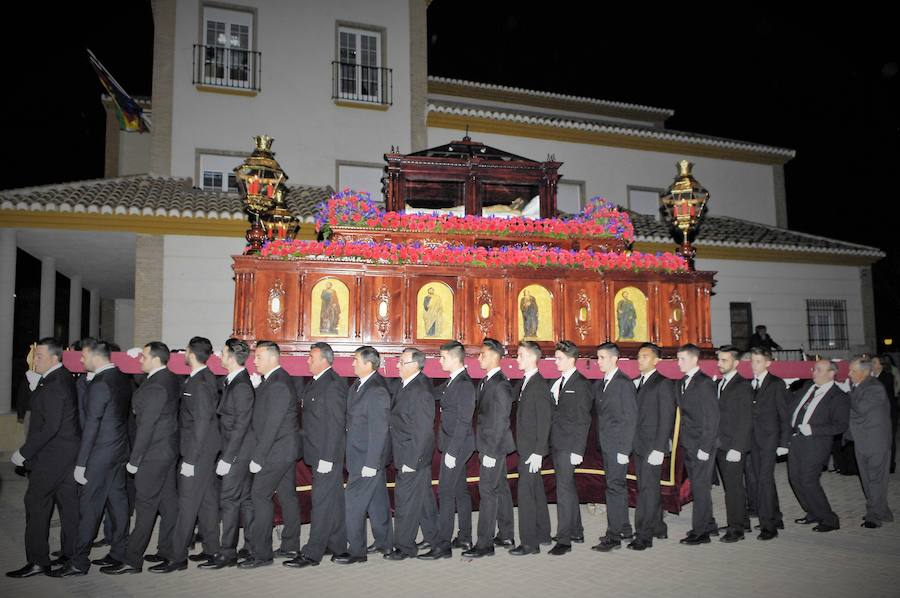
xmin=19 ymin=365 xmax=80 ymax=470
xmin=786 ymin=382 xmax=849 ymax=449
xmin=475 ymin=370 xmax=516 ymax=459
xmin=846 ymin=377 xmax=892 ymax=454
xmin=129 ymin=368 xmax=180 ymax=465
xmin=594 ymin=369 xmax=637 ymax=455
xmin=751 ymin=372 xmax=791 ymax=449
xmin=76 ymin=366 xmax=132 ymax=468
xmin=514 ymin=372 xmax=553 ymax=457
xmin=346 ymin=372 xmax=391 ymax=473
xmin=437 ymin=370 xmax=477 ymax=458
xmin=218 ymin=369 xmax=255 ymax=463
xmin=301 ymin=367 xmax=348 ymax=467
xmin=180 ymin=367 xmax=222 ymax=464
xmin=549 ymin=370 xmax=593 ymax=455
xmin=677 ymin=370 xmax=719 ymax=455
xmin=717 ymin=373 xmax=753 ymax=453
xmin=251 ymin=366 xmax=300 ymax=465
xmin=390 ymin=372 xmax=435 ymax=469
xmin=633 ymin=371 xmax=676 ymax=457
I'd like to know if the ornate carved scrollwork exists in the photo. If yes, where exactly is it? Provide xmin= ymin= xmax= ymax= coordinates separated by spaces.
xmin=475 ymin=285 xmax=493 ymax=335
xmin=574 ymin=288 xmax=591 ymax=341
xmin=373 ymin=285 xmax=391 ymax=340
xmin=668 ymin=288 xmax=685 ymax=341
xmin=267 ymin=279 xmax=286 ymax=332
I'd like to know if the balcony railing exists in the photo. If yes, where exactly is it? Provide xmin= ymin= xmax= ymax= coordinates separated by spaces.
xmin=193 ymin=44 xmax=261 ymax=92
xmin=332 ymin=61 xmax=392 ymax=106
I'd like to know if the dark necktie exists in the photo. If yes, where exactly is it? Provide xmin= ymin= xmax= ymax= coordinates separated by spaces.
xmin=718 ymin=377 xmax=728 ymax=398
xmin=479 ymin=378 xmax=486 ymax=392
xmin=637 ymin=375 xmax=645 ymax=391
xmin=752 ymin=377 xmax=759 ymax=391
xmin=681 ymin=376 xmax=689 ymax=395
xmin=558 ymin=376 xmax=567 ymax=397
xmin=793 ymin=386 xmax=820 ymax=432
xmin=351 ymin=379 xmax=361 ymax=393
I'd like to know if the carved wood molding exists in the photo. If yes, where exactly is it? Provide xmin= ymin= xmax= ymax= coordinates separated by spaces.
xmin=667 ymin=288 xmax=685 ymax=341
xmin=267 ymin=279 xmax=286 ymax=332
xmin=574 ymin=288 xmax=591 ymax=341
xmin=475 ymin=284 xmax=493 ymax=336
xmin=373 ymin=285 xmax=391 ymax=340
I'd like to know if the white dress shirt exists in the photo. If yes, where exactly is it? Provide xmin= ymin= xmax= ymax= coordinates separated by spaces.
xmin=792 ymin=380 xmax=834 ymax=427
xmin=551 ymin=367 xmax=577 ymax=404
xmin=226 ymin=367 xmax=246 ymax=385
xmin=313 ymin=366 xmax=332 ymax=381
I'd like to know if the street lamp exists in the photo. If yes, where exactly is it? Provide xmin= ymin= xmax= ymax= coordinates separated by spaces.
xmin=659 ymin=160 xmax=709 ymax=270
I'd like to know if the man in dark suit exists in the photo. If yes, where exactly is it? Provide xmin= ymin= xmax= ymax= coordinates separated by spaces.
xmin=419 ymin=341 xmax=476 ymax=560
xmin=787 ymin=359 xmax=850 ymax=532
xmin=510 ymin=340 xmax=552 ymax=556
xmin=384 ymin=347 xmax=438 ymax=560
xmin=7 ymin=337 xmax=81 ymax=579
xmin=463 ymin=338 xmax=516 ymax=558
xmin=334 ymin=346 xmax=392 ymax=565
xmin=101 ymin=342 xmax=181 ymax=575
xmin=548 ymin=340 xmax=593 ymax=556
xmin=591 ymin=342 xmax=638 ymax=552
xmin=749 ymin=325 xmax=782 ymax=352
xmin=199 ymin=338 xmax=255 ymax=569
xmin=713 ymin=345 xmax=754 ymax=543
xmin=239 ymin=341 xmax=301 ymax=568
xmin=285 ymin=342 xmax=349 ymax=568
xmin=676 ymin=343 xmax=720 ymax=545
xmin=748 ymin=348 xmax=791 ymax=540
xmin=846 ymin=358 xmax=894 ymax=528
xmin=628 ymin=343 xmax=676 ymax=551
xmin=50 ymin=339 xmax=132 ymax=576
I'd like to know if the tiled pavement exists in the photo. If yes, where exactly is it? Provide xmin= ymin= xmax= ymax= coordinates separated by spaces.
xmin=0 ymin=459 xmax=897 ymax=598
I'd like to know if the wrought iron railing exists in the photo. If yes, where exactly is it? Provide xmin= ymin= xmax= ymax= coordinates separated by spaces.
xmin=193 ymin=44 xmax=261 ymax=91
xmin=331 ymin=61 xmax=392 ymax=105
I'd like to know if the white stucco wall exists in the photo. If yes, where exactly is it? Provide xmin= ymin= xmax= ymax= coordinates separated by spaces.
xmin=113 ymin=298 xmax=135 ymax=350
xmin=117 ymin=130 xmax=152 ymax=176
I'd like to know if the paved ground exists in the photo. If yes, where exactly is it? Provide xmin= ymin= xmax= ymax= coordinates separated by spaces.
xmin=0 ymin=458 xmax=898 ymax=598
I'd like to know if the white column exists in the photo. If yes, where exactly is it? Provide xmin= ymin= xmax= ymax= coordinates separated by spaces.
xmin=0 ymin=229 xmax=16 ymax=414
xmin=69 ymin=274 xmax=82 ymax=344
xmin=39 ymin=256 xmax=56 ymax=338
xmin=89 ymin=288 xmax=100 ymax=337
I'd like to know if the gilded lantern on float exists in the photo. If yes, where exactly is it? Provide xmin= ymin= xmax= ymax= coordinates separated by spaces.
xmin=659 ymin=160 xmax=709 ymax=270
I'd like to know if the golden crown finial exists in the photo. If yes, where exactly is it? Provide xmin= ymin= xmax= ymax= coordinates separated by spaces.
xmin=677 ymin=159 xmax=693 ymax=177
xmin=253 ymin=135 xmax=274 ymax=152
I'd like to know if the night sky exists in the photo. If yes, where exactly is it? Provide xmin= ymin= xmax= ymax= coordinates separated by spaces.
xmin=4 ymin=2 xmax=898 ymax=346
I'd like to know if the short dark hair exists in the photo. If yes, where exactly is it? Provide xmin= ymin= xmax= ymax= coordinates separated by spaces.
xmin=403 ymin=347 xmax=426 ymax=370
xmin=749 ymin=347 xmax=773 ymax=361
xmin=518 ymin=340 xmax=542 ymax=360
xmin=638 ymin=342 xmax=661 ymax=358
xmin=717 ymin=344 xmax=741 ymax=360
xmin=81 ymin=337 xmax=112 ymax=360
xmin=597 ymin=342 xmax=620 ymax=358
xmin=482 ymin=337 xmax=505 ymax=358
xmin=256 ymin=340 xmax=280 ymax=356
xmin=108 ymin=342 xmax=121 ymax=353
xmin=677 ymin=343 xmax=701 ymax=359
xmin=37 ymin=337 xmax=64 ymax=360
xmin=310 ymin=342 xmax=334 ymax=365
xmin=555 ymin=340 xmax=579 ymax=360
xmin=71 ymin=337 xmax=89 ymax=351
xmin=354 ymin=345 xmax=380 ymax=370
xmin=440 ymin=340 xmax=466 ymax=363
xmin=224 ymin=338 xmax=251 ymax=366
xmin=755 ymin=325 xmax=767 ymax=332
xmin=145 ymin=341 xmax=170 ymax=365
xmin=188 ymin=336 xmax=213 ymax=364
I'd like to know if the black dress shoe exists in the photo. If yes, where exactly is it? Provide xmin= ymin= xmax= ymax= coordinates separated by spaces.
xmin=237 ymin=548 xmax=251 ymax=559
xmin=794 ymin=516 xmax=816 ymax=525
xmin=273 ymin=548 xmax=299 ymax=559
xmin=861 ymin=521 xmax=880 ymax=529
xmin=49 ymin=555 xmax=69 ymax=566
xmin=417 ymin=548 xmax=452 ymax=560
xmin=383 ymin=550 xmax=410 ymax=561
xmin=812 ymin=524 xmax=839 ymax=533
xmin=92 ymin=538 xmax=111 ymax=548
xmin=548 ymin=543 xmax=572 ymax=556
xmin=198 ymin=555 xmax=237 ymax=569
xmin=493 ymin=537 xmax=515 ymax=548
xmin=149 ymin=560 xmax=187 ymax=573
xmin=6 ymin=563 xmax=49 ymax=578
xmin=680 ymin=533 xmax=710 ymax=545
xmin=189 ymin=552 xmax=214 ymax=562
xmin=757 ymin=529 xmax=778 ymax=541
xmin=552 ymin=534 xmax=584 ymax=543
xmin=450 ymin=537 xmax=472 ymax=550
xmin=48 ymin=562 xmax=87 ymax=577
xmin=621 ymin=532 xmax=634 ymax=540
xmin=237 ymin=557 xmax=273 ymax=569
xmin=284 ymin=554 xmax=320 ymax=568
xmin=143 ymin=553 xmax=166 ymax=563
xmin=365 ymin=543 xmax=388 ymax=555
xmin=462 ymin=546 xmax=495 ymax=558
xmin=332 ymin=553 xmax=367 ymax=565
xmin=720 ymin=530 xmax=745 ymax=543
xmin=92 ymin=554 xmax=121 ymax=567
xmin=591 ymin=537 xmax=621 ymax=552
xmin=100 ymin=563 xmax=141 ymax=575
xmin=416 ymin=540 xmax=431 ymax=550
xmin=509 ymin=545 xmax=540 ymax=556
xmin=626 ymin=539 xmax=651 ymax=551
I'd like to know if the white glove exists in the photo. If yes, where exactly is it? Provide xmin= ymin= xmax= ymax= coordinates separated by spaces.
xmin=616 ymin=453 xmax=629 ymax=465
xmin=180 ymin=462 xmax=195 ymax=477
xmin=11 ymin=449 xmax=25 ymax=467
xmin=697 ymin=449 xmax=710 ymax=461
xmin=126 ymin=347 xmax=142 ymax=358
xmin=647 ymin=450 xmax=664 ymax=466
xmin=74 ymin=465 xmax=88 ymax=485
xmin=570 ymin=453 xmax=583 ymax=466
xmin=317 ymin=459 xmax=333 ymax=474
xmin=482 ymin=455 xmax=497 ymax=468
xmin=776 ymin=447 xmax=789 ymax=457
xmin=444 ymin=453 xmax=456 ymax=469
xmin=25 ymin=370 xmax=41 ymax=391
xmin=216 ymin=459 xmax=231 ymax=476
xmin=726 ymin=449 xmax=741 ymax=463
xmin=798 ymin=424 xmax=812 ymax=436
xmin=401 ymin=464 xmax=415 ymax=473
xmin=525 ymin=453 xmax=541 ymax=474
xmin=249 ymin=373 xmax=262 ymax=388
xmin=126 ymin=462 xmax=138 ymax=474
xmin=249 ymin=460 xmax=262 ymax=473
xmin=361 ymin=466 xmax=377 ymax=478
